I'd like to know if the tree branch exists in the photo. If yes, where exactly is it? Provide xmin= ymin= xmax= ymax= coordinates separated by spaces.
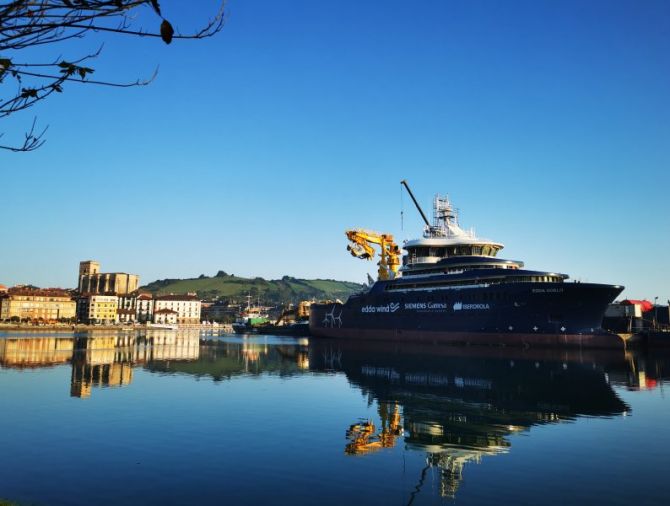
xmin=0 ymin=0 xmax=226 ymax=152
xmin=0 ymin=117 xmax=47 ymax=152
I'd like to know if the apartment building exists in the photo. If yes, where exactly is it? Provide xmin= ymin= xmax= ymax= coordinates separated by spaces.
xmin=0 ymin=288 xmax=76 ymax=322
xmin=154 ymin=294 xmax=201 ymax=324
xmin=77 ymin=295 xmax=119 ymax=324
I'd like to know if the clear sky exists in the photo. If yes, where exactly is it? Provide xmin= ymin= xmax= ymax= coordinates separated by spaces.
xmin=1 ymin=0 xmax=668 ymax=302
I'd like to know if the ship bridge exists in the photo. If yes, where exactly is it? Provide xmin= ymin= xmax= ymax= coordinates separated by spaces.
xmin=402 ymin=194 xmax=504 ymax=273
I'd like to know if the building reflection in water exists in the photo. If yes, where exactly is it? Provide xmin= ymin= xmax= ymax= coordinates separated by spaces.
xmin=0 ymin=329 xmax=201 ymax=398
xmin=0 ymin=336 xmax=74 ymax=368
xmin=145 ymin=336 xmax=311 ymax=379
xmin=0 ymin=331 xmax=310 ymax=395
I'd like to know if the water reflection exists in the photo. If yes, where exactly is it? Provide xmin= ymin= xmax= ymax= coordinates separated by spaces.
xmin=0 ymin=331 xmax=312 ymax=397
xmin=1 ymin=331 xmax=669 ymax=503
xmin=145 ymin=336 xmax=310 ymax=380
xmin=308 ymin=340 xmax=667 ymax=500
xmin=0 ymin=330 xmax=201 ymax=398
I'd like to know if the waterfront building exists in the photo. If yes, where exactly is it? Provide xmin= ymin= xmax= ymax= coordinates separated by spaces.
xmin=153 ymin=308 xmax=178 ymax=325
xmin=117 ymin=308 xmax=136 ymax=323
xmin=116 ymin=293 xmax=137 ymax=323
xmin=136 ymin=293 xmax=154 ymax=323
xmin=78 ymin=260 xmax=139 ymax=295
xmin=114 ymin=292 xmax=154 ymax=323
xmin=603 ymin=300 xmax=670 ymax=333
xmin=117 ymin=292 xmax=137 ymax=314
xmin=0 ymin=287 xmax=76 ymax=322
xmin=76 ymin=295 xmax=119 ymax=324
xmin=154 ymin=294 xmax=201 ymax=324
xmin=0 ymin=284 xmax=7 ymax=293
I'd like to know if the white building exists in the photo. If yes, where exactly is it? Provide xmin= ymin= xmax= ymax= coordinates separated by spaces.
xmin=136 ymin=293 xmax=154 ymax=323
xmin=153 ymin=308 xmax=178 ymax=325
xmin=154 ymin=294 xmax=201 ymax=324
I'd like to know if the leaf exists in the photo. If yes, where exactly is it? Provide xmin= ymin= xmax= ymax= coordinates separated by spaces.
xmin=150 ymin=0 xmax=162 ymax=16
xmin=77 ymin=66 xmax=94 ymax=79
xmin=0 ymin=58 xmax=11 ymax=69
xmin=21 ymin=88 xmax=38 ymax=99
xmin=58 ymin=61 xmax=77 ymax=77
xmin=160 ymin=19 xmax=174 ymax=44
xmin=52 ymin=84 xmax=63 ymax=93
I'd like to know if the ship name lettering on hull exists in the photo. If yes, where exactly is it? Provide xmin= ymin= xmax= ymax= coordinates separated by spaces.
xmin=361 ymin=302 xmax=400 ymax=314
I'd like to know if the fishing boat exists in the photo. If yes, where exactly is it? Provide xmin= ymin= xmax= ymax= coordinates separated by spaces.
xmin=254 ymin=301 xmax=312 ymax=336
xmin=232 ymin=295 xmax=270 ymax=334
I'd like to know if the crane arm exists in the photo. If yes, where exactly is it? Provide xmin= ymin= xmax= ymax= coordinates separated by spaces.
xmin=401 ymin=179 xmax=431 ymax=228
xmin=345 ymin=229 xmax=401 ymax=281
xmin=346 ymin=231 xmax=376 ymax=260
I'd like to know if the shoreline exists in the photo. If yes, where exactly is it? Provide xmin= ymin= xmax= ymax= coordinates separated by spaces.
xmin=0 ymin=323 xmax=229 ymax=333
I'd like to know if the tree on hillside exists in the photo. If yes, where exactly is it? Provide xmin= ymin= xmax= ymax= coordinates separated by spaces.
xmin=0 ymin=0 xmax=225 ymax=152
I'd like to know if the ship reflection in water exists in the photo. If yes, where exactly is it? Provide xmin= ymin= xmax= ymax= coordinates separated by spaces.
xmin=0 ymin=331 xmax=668 ymax=504
xmin=309 ymin=340 xmax=642 ymax=499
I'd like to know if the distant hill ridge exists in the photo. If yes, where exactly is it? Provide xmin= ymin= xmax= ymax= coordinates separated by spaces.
xmin=140 ymin=271 xmax=364 ymax=303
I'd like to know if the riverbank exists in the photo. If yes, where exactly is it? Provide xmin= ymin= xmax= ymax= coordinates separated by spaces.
xmin=0 ymin=323 xmax=233 ymax=333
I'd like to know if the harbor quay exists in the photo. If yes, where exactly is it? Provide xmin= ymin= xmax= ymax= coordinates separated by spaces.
xmin=1 ymin=257 xmax=668 ymax=347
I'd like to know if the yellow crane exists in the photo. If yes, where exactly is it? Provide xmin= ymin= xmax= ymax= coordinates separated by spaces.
xmin=345 ymin=229 xmax=401 ymax=281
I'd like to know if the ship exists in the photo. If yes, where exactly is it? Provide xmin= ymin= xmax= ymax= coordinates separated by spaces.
xmin=309 ymin=181 xmax=625 ymax=348
xmin=254 ymin=301 xmax=313 ymax=336
xmin=231 ymin=295 xmax=270 ymax=334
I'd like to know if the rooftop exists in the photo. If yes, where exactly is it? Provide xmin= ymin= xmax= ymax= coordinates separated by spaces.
xmin=155 ymin=294 xmax=199 ymax=301
xmin=5 ymin=287 xmax=72 ymax=298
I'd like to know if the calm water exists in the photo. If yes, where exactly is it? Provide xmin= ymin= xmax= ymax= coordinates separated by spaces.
xmin=1 ymin=330 xmax=668 ymax=506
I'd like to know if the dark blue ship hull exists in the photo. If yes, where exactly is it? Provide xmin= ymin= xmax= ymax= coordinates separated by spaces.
xmin=309 ymin=281 xmax=625 ymax=348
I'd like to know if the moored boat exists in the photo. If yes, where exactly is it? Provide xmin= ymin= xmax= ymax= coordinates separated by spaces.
xmin=310 ymin=182 xmax=624 ymax=348
xmin=254 ymin=301 xmax=313 ymax=336
xmin=232 ymin=295 xmax=270 ymax=334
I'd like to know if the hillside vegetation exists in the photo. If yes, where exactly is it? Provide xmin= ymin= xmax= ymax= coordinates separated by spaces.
xmin=140 ymin=271 xmax=364 ymax=303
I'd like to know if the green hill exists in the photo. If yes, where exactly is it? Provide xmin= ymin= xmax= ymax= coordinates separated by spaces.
xmin=140 ymin=271 xmax=364 ymax=303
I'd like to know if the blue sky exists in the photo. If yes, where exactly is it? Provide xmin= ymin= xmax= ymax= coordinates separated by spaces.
xmin=1 ymin=0 xmax=668 ymax=302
